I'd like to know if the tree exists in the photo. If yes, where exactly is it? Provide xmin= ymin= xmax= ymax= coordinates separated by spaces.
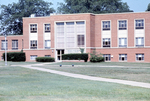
xmin=0 ymin=0 xmax=55 ymax=35
xmin=146 ymin=3 xmax=150 ymax=11
xmin=57 ymin=0 xmax=133 ymax=14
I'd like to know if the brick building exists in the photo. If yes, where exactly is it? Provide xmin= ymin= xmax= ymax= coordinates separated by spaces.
xmin=0 ymin=12 xmax=150 ymax=62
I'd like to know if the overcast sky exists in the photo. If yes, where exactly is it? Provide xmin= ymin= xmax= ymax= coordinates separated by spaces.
xmin=0 ymin=0 xmax=149 ymax=12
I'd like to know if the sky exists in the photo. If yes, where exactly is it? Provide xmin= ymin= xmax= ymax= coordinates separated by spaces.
xmin=0 ymin=0 xmax=149 ymax=12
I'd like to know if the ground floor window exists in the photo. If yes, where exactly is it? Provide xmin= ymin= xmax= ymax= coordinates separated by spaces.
xmin=136 ymin=54 xmax=144 ymax=61
xmin=103 ymin=54 xmax=111 ymax=61
xmin=45 ymin=55 xmax=51 ymax=57
xmin=30 ymin=55 xmax=37 ymax=60
xmin=119 ymin=54 xmax=127 ymax=61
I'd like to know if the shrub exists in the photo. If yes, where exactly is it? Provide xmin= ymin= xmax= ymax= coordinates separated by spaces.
xmin=62 ymin=53 xmax=88 ymax=62
xmin=36 ymin=57 xmax=55 ymax=62
xmin=3 ymin=52 xmax=26 ymax=62
xmin=90 ymin=50 xmax=104 ymax=62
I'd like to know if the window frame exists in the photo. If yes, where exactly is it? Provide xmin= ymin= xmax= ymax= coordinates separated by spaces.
xmin=103 ymin=38 xmax=111 ymax=47
xmin=135 ymin=19 xmax=144 ymax=29
xmin=77 ymin=35 xmax=85 ymax=47
xmin=102 ymin=21 xmax=110 ymax=30
xmin=30 ymin=24 xmax=37 ymax=33
xmin=119 ymin=54 xmax=127 ymax=61
xmin=30 ymin=40 xmax=37 ymax=49
xmin=45 ymin=24 xmax=50 ymax=33
xmin=136 ymin=54 xmax=144 ymax=61
xmin=45 ymin=40 xmax=51 ymax=49
xmin=30 ymin=55 xmax=37 ymax=60
xmin=119 ymin=20 xmax=127 ymax=30
xmin=103 ymin=54 xmax=111 ymax=61
xmin=1 ymin=40 xmax=8 ymax=50
xmin=12 ymin=40 xmax=18 ymax=50
xmin=119 ymin=38 xmax=127 ymax=47
xmin=135 ymin=37 xmax=144 ymax=47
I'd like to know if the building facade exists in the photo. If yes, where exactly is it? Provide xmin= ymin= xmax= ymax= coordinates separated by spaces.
xmin=0 ymin=12 xmax=150 ymax=62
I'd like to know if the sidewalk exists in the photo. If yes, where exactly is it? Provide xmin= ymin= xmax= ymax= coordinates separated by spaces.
xmin=19 ymin=64 xmax=150 ymax=89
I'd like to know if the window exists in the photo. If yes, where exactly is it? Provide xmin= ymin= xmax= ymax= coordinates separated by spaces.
xmin=1 ymin=40 xmax=8 ymax=50
xmin=45 ymin=55 xmax=51 ymax=57
xmin=119 ymin=54 xmax=127 ymax=61
xmin=136 ymin=54 xmax=144 ymax=61
xmin=136 ymin=37 xmax=144 ymax=47
xmin=30 ymin=24 xmax=37 ymax=33
xmin=45 ymin=24 xmax=50 ymax=32
xmin=103 ymin=38 xmax=110 ymax=47
xmin=45 ymin=40 xmax=50 ymax=49
xmin=135 ymin=20 xmax=144 ymax=29
xmin=103 ymin=54 xmax=111 ymax=61
xmin=119 ymin=38 xmax=127 ymax=47
xmin=77 ymin=35 xmax=84 ymax=47
xmin=30 ymin=55 xmax=37 ymax=60
xmin=119 ymin=20 xmax=127 ymax=30
xmin=30 ymin=40 xmax=37 ymax=49
xmin=66 ymin=22 xmax=75 ymax=48
xmin=12 ymin=40 xmax=18 ymax=50
xmin=102 ymin=21 xmax=110 ymax=30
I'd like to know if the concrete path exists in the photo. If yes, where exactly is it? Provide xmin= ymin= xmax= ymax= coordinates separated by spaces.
xmin=19 ymin=64 xmax=150 ymax=89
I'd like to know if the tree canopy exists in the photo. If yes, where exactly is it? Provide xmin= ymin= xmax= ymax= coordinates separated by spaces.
xmin=57 ymin=0 xmax=133 ymax=14
xmin=0 ymin=0 xmax=55 ymax=35
xmin=146 ymin=3 xmax=150 ymax=11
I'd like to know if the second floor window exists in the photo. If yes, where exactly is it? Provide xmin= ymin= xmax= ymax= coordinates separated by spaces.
xmin=119 ymin=38 xmax=127 ymax=47
xmin=119 ymin=20 xmax=127 ymax=30
xmin=30 ymin=40 xmax=37 ymax=49
xmin=45 ymin=24 xmax=50 ymax=32
xmin=136 ymin=37 xmax=144 ymax=47
xmin=102 ymin=21 xmax=110 ymax=30
xmin=1 ymin=40 xmax=8 ymax=50
xmin=12 ymin=40 xmax=18 ymax=50
xmin=45 ymin=40 xmax=50 ymax=49
xmin=103 ymin=38 xmax=110 ymax=47
xmin=30 ymin=24 xmax=37 ymax=33
xmin=135 ymin=20 xmax=144 ymax=29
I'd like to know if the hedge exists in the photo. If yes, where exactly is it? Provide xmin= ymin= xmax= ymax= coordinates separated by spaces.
xmin=36 ymin=57 xmax=55 ymax=62
xmin=3 ymin=52 xmax=26 ymax=62
xmin=90 ymin=56 xmax=104 ymax=62
xmin=62 ymin=53 xmax=88 ymax=62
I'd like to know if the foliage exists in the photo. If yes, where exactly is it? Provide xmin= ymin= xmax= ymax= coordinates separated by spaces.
xmin=62 ymin=53 xmax=88 ymax=62
xmin=0 ymin=0 xmax=55 ymax=35
xmin=36 ymin=57 xmax=55 ymax=62
xmin=146 ymin=3 xmax=150 ymax=11
xmin=90 ymin=50 xmax=104 ymax=62
xmin=79 ymin=48 xmax=84 ymax=54
xmin=57 ymin=0 xmax=133 ymax=14
xmin=3 ymin=52 xmax=26 ymax=61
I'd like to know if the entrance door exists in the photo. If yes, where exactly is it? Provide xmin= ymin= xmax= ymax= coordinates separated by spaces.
xmin=56 ymin=49 xmax=64 ymax=62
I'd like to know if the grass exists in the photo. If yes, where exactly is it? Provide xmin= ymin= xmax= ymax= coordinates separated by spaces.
xmin=0 ymin=66 xmax=150 ymax=101
xmin=40 ymin=62 xmax=150 ymax=83
xmin=0 ymin=61 xmax=44 ymax=66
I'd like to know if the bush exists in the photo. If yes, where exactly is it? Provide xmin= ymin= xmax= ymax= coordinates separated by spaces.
xmin=90 ymin=50 xmax=104 ymax=62
xmin=3 ymin=52 xmax=26 ymax=62
xmin=62 ymin=53 xmax=88 ymax=62
xmin=36 ymin=57 xmax=55 ymax=62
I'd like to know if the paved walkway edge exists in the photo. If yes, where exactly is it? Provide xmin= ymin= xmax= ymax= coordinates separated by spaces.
xmin=21 ymin=65 xmax=150 ymax=89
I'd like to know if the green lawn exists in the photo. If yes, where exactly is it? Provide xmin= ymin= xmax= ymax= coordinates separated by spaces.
xmin=40 ymin=62 xmax=150 ymax=83
xmin=0 ymin=65 xmax=150 ymax=101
